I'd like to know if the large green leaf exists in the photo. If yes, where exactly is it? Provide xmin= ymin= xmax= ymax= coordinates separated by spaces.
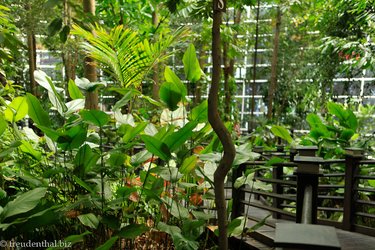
xmin=345 ymin=109 xmax=358 ymax=131
xmin=80 ymin=110 xmax=110 ymax=127
xmin=164 ymin=121 xmax=198 ymax=152
xmin=122 ymin=122 xmax=147 ymax=144
xmin=164 ymin=66 xmax=187 ymax=97
xmin=26 ymin=93 xmax=51 ymax=127
xmin=95 ymin=236 xmax=118 ymax=250
xmin=78 ymin=213 xmax=99 ymax=229
xmin=270 ymin=125 xmax=293 ymax=144
xmin=179 ymin=155 xmax=198 ymax=175
xmin=141 ymin=135 xmax=171 ymax=161
xmin=118 ymin=224 xmax=149 ymax=239
xmin=4 ymin=96 xmax=28 ymax=122
xmin=327 ymin=102 xmax=347 ymax=121
xmin=183 ymin=44 xmax=202 ymax=83
xmin=191 ymin=100 xmax=208 ymax=123
xmin=306 ymin=113 xmax=323 ymax=129
xmin=159 ymin=81 xmax=183 ymax=111
xmin=1 ymin=187 xmax=47 ymax=221
xmin=34 ymin=70 xmax=67 ymax=115
xmin=68 ymin=79 xmax=84 ymax=99
xmin=20 ymin=140 xmax=41 ymax=160
xmin=74 ymin=145 xmax=99 ymax=177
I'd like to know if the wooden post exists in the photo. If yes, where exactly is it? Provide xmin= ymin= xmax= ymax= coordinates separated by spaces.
xmin=343 ymin=148 xmax=363 ymax=231
xmin=253 ymin=146 xmax=263 ymax=200
xmin=232 ymin=164 xmax=245 ymax=220
xmin=295 ymin=146 xmax=321 ymax=224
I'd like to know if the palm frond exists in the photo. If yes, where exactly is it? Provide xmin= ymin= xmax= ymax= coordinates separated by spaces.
xmin=72 ymin=24 xmax=189 ymax=88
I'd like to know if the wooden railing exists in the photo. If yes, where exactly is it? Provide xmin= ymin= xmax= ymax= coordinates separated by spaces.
xmin=231 ymin=146 xmax=375 ymax=237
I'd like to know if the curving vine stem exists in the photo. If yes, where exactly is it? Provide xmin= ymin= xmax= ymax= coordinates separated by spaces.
xmin=208 ymin=0 xmax=236 ymax=249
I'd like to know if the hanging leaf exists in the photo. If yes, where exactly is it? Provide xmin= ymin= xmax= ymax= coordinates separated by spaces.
xmin=68 ymin=79 xmax=84 ymax=99
xmin=191 ymin=100 xmax=208 ymax=122
xmin=47 ymin=17 xmax=62 ymax=36
xmin=1 ymin=187 xmax=47 ymax=220
xmin=270 ymin=125 xmax=293 ymax=144
xmin=26 ymin=93 xmax=51 ymax=127
xmin=4 ymin=96 xmax=28 ymax=122
xmin=140 ymin=135 xmax=171 ymax=161
xmin=159 ymin=81 xmax=183 ymax=111
xmin=78 ymin=213 xmax=99 ymax=229
xmin=108 ymin=152 xmax=126 ymax=168
xmin=179 ymin=155 xmax=198 ymax=175
xmin=118 ymin=224 xmax=149 ymax=239
xmin=74 ymin=144 xmax=99 ymax=177
xmin=20 ymin=140 xmax=41 ymax=160
xmin=60 ymin=25 xmax=70 ymax=43
xmin=164 ymin=66 xmax=187 ymax=97
xmin=164 ymin=121 xmax=198 ymax=152
xmin=183 ymin=44 xmax=202 ymax=83
xmin=80 ymin=110 xmax=110 ymax=127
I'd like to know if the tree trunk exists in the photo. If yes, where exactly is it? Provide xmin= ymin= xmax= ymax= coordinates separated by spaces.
xmin=267 ymin=7 xmax=282 ymax=119
xmin=63 ymin=0 xmax=76 ymax=82
xmin=209 ymin=1 xmax=236 ymax=250
xmin=27 ymin=30 xmax=37 ymax=96
xmin=152 ymin=7 xmax=160 ymax=101
xmin=250 ymin=0 xmax=261 ymax=130
xmin=83 ymin=0 xmax=98 ymax=110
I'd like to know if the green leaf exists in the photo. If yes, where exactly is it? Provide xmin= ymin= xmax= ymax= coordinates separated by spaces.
xmin=20 ymin=140 xmax=41 ymax=160
xmin=0 ymin=114 xmax=8 ymax=136
xmin=118 ymin=224 xmax=149 ymax=239
xmin=78 ymin=213 xmax=99 ymax=229
xmin=4 ymin=96 xmax=28 ymax=122
xmin=74 ymin=144 xmax=99 ymax=176
xmin=34 ymin=70 xmax=67 ymax=115
xmin=140 ymin=135 xmax=171 ymax=161
xmin=179 ymin=155 xmax=198 ymax=175
xmin=227 ymin=217 xmax=244 ymax=237
xmin=306 ymin=113 xmax=323 ymax=129
xmin=63 ymin=231 xmax=92 ymax=247
xmin=183 ymin=44 xmax=202 ymax=83
xmin=164 ymin=67 xmax=187 ymax=97
xmin=122 ymin=122 xmax=147 ymax=144
xmin=26 ymin=93 xmax=51 ymax=127
xmin=1 ymin=187 xmax=47 ymax=220
xmin=159 ymin=81 xmax=183 ymax=111
xmin=73 ymin=175 xmax=95 ymax=194
xmin=164 ymin=121 xmax=197 ymax=152
xmin=80 ymin=110 xmax=110 ymax=127
xmin=346 ymin=109 xmax=358 ymax=131
xmin=112 ymin=89 xmax=137 ymax=111
xmin=340 ymin=129 xmax=355 ymax=141
xmin=265 ymin=157 xmax=285 ymax=166
xmin=270 ymin=125 xmax=293 ymax=144
xmin=47 ymin=17 xmax=62 ymax=36
xmin=68 ymin=79 xmax=84 ymax=99
xmin=60 ymin=25 xmax=70 ymax=43
xmin=191 ymin=100 xmax=208 ymax=122
xmin=96 ymin=236 xmax=118 ymax=250
xmin=157 ymin=221 xmax=182 ymax=235
xmin=191 ymin=211 xmax=214 ymax=220
xmin=108 ymin=152 xmax=126 ymax=168
xmin=327 ymin=102 xmax=347 ymax=121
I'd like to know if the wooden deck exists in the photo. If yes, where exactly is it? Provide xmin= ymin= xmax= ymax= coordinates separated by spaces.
xmin=233 ymin=201 xmax=375 ymax=250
